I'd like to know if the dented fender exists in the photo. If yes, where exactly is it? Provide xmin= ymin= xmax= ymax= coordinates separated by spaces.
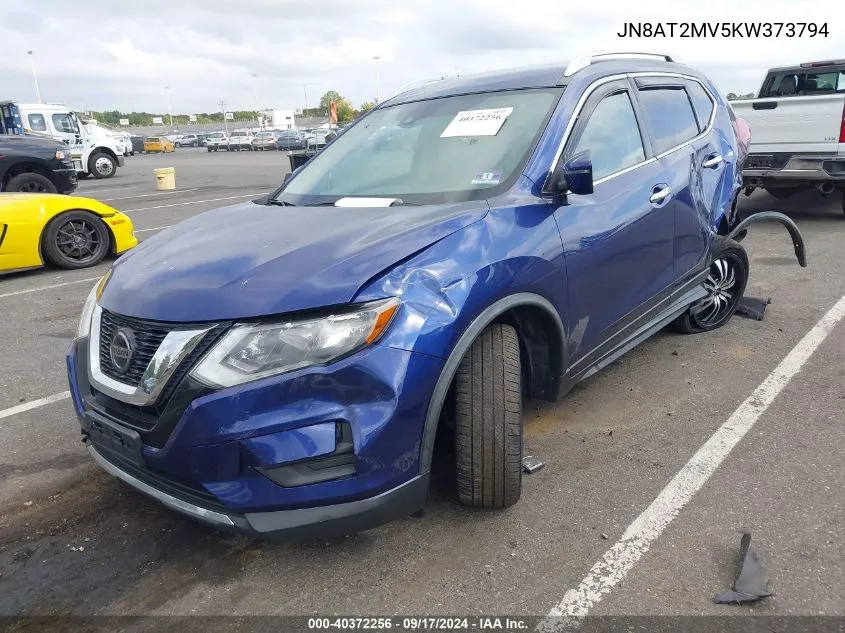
xmin=725 ymin=211 xmax=807 ymax=268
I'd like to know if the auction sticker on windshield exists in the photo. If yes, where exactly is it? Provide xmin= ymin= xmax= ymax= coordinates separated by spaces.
xmin=441 ymin=107 xmax=514 ymax=137
xmin=471 ymin=170 xmax=502 ymax=185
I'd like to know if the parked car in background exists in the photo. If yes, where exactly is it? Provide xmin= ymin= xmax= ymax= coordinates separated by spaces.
xmin=227 ymin=129 xmax=255 ymax=151
xmin=0 ymin=193 xmax=136 ymax=272
xmin=0 ymin=133 xmax=78 ymax=194
xmin=731 ymin=58 xmax=845 ymax=212
xmin=252 ymin=131 xmax=278 ymax=151
xmin=275 ymin=130 xmax=307 ymax=150
xmin=205 ymin=132 xmax=228 ymax=152
xmin=143 ymin=136 xmax=175 ymax=153
xmin=130 ymin=135 xmax=145 ymax=155
xmin=67 ymin=53 xmax=806 ymax=539
xmin=175 ymin=134 xmax=200 ymax=148
xmin=306 ymin=131 xmax=330 ymax=150
xmin=197 ymin=134 xmax=208 ymax=147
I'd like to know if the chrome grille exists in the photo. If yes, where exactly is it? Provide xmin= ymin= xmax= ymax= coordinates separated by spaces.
xmin=98 ymin=310 xmax=170 ymax=384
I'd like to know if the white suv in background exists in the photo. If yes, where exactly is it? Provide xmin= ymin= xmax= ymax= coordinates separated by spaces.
xmin=227 ymin=129 xmax=255 ymax=151
xmin=205 ymin=132 xmax=229 ymax=152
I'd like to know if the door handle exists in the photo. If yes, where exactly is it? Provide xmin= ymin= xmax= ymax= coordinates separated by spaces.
xmin=649 ymin=185 xmax=672 ymax=206
xmin=703 ymin=153 xmax=723 ymax=169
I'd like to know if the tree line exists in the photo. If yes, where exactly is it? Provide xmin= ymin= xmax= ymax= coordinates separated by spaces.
xmin=89 ymin=90 xmax=376 ymax=127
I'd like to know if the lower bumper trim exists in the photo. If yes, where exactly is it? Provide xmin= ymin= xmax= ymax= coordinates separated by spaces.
xmin=88 ymin=444 xmax=235 ymax=528
xmin=88 ymin=443 xmax=430 ymax=539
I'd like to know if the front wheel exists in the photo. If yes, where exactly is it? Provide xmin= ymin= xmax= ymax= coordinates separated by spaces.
xmin=5 ymin=172 xmax=58 ymax=193
xmin=454 ymin=323 xmax=522 ymax=509
xmin=41 ymin=210 xmax=110 ymax=269
xmin=88 ymin=152 xmax=116 ymax=179
xmin=674 ymin=238 xmax=749 ymax=334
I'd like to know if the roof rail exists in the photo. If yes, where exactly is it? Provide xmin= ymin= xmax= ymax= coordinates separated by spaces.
xmin=563 ymin=51 xmax=675 ymax=77
xmin=382 ymin=75 xmax=460 ymax=105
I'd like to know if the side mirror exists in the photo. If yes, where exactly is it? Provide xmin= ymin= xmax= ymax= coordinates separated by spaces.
xmin=544 ymin=150 xmax=594 ymax=196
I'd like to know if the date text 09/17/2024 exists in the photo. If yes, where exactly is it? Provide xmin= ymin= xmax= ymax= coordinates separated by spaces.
xmin=307 ymin=617 xmax=530 ymax=631
xmin=617 ymin=22 xmax=829 ymax=38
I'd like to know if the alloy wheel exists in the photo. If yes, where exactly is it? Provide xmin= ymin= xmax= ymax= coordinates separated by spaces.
xmin=689 ymin=256 xmax=742 ymax=328
xmin=55 ymin=218 xmax=103 ymax=264
xmin=19 ymin=180 xmax=49 ymax=193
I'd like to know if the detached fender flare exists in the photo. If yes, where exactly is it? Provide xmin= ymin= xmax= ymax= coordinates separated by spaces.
xmin=418 ymin=292 xmax=566 ymax=476
xmin=726 ymin=211 xmax=808 ymax=268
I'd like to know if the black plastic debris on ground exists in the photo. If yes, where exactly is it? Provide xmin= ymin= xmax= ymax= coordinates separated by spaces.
xmin=713 ymin=533 xmax=773 ymax=605
xmin=736 ymin=296 xmax=772 ymax=321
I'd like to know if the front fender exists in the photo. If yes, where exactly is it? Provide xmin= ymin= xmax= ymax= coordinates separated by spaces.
xmin=726 ymin=211 xmax=807 ymax=267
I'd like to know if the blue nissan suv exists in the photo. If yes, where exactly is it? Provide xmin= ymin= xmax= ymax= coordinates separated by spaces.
xmin=68 ymin=52 xmax=806 ymax=538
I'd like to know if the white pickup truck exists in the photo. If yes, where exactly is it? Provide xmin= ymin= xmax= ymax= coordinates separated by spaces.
xmin=731 ymin=59 xmax=845 ymax=213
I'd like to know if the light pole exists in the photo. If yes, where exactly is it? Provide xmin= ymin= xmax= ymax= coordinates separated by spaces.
xmin=373 ymin=55 xmax=381 ymax=104
xmin=164 ymin=85 xmax=173 ymax=129
xmin=251 ymin=73 xmax=259 ymax=124
xmin=303 ymin=83 xmax=309 ymax=116
xmin=219 ymin=100 xmax=229 ymax=134
xmin=27 ymin=50 xmax=43 ymax=103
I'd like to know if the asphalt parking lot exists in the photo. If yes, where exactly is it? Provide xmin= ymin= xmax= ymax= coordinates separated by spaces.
xmin=1 ymin=149 xmax=843 ymax=624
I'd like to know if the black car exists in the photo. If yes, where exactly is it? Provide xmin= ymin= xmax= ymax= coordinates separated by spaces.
xmin=130 ymin=135 xmax=145 ymax=154
xmin=275 ymin=131 xmax=307 ymax=151
xmin=0 ymin=134 xmax=78 ymax=194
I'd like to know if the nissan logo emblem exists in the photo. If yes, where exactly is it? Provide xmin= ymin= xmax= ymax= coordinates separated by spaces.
xmin=109 ymin=328 xmax=135 ymax=374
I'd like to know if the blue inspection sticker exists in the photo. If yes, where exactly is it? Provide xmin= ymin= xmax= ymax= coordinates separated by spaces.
xmin=472 ymin=170 xmax=502 ymax=185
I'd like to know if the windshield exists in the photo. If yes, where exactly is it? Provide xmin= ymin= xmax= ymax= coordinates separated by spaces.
xmin=279 ymin=88 xmax=561 ymax=205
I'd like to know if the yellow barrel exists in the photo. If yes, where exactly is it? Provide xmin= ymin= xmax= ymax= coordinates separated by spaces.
xmin=154 ymin=167 xmax=176 ymax=191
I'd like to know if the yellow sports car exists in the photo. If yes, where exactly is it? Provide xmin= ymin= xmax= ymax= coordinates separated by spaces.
xmin=0 ymin=193 xmax=137 ymax=273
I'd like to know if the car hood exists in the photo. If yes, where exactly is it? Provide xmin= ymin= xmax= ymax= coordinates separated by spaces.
xmin=100 ymin=199 xmax=489 ymax=322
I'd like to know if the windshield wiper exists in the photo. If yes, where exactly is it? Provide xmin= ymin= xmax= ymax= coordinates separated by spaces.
xmin=267 ymin=199 xmax=296 ymax=206
xmin=304 ymin=199 xmax=419 ymax=207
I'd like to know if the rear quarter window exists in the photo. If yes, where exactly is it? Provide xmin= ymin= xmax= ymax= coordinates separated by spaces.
xmin=27 ymin=113 xmax=47 ymax=132
xmin=684 ymin=81 xmax=715 ymax=132
xmin=637 ymin=87 xmax=700 ymax=155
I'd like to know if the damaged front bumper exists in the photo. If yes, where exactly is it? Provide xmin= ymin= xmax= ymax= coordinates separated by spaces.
xmin=726 ymin=211 xmax=807 ymax=268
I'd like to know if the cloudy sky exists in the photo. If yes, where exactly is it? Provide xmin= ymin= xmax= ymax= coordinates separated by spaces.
xmin=1 ymin=0 xmax=840 ymax=114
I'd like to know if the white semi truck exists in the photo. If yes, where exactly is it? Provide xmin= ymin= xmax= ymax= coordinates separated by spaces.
xmin=16 ymin=103 xmax=126 ymax=179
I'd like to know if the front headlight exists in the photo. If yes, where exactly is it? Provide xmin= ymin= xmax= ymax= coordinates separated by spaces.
xmin=190 ymin=298 xmax=399 ymax=388
xmin=76 ymin=272 xmax=111 ymax=340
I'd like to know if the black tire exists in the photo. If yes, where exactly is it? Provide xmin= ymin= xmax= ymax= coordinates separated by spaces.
xmin=88 ymin=152 xmax=117 ymax=179
xmin=454 ymin=323 xmax=522 ymax=509
xmin=764 ymin=186 xmax=801 ymax=200
xmin=674 ymin=238 xmax=749 ymax=334
xmin=207 ymin=146 xmax=213 ymax=152
xmin=41 ymin=210 xmax=110 ymax=270
xmin=5 ymin=172 xmax=58 ymax=193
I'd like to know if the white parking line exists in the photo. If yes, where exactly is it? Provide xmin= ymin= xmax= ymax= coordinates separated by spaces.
xmin=76 ymin=185 xmax=146 ymax=194
xmin=537 ymin=293 xmax=845 ymax=631
xmin=0 ymin=276 xmax=100 ymax=299
xmin=100 ymin=189 xmax=198 ymax=202
xmin=0 ymin=391 xmax=71 ymax=421
xmin=134 ymin=225 xmax=172 ymax=233
xmin=125 ymin=193 xmax=261 ymax=213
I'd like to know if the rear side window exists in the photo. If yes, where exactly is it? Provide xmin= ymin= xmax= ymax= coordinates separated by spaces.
xmin=684 ymin=81 xmax=715 ymax=132
xmin=27 ymin=113 xmax=47 ymax=132
xmin=637 ymin=88 xmax=700 ymax=154
xmin=761 ymin=69 xmax=845 ymax=97
xmin=569 ymin=91 xmax=645 ymax=181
